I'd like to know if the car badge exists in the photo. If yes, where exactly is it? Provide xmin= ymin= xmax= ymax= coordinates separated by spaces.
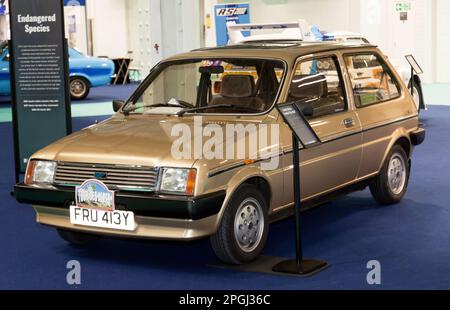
xmin=94 ymin=172 xmax=108 ymax=180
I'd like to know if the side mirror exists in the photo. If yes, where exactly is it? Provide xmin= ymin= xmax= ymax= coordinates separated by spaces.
xmin=113 ymin=99 xmax=125 ymax=112
xmin=298 ymin=103 xmax=314 ymax=117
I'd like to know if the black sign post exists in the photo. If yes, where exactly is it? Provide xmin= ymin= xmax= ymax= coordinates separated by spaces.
xmin=273 ymin=102 xmax=329 ymax=277
xmin=9 ymin=0 xmax=72 ymax=183
xmin=405 ymin=54 xmax=424 ymax=96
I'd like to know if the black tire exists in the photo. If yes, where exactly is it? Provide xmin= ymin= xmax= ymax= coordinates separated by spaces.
xmin=370 ymin=144 xmax=410 ymax=205
xmin=408 ymin=80 xmax=423 ymax=113
xmin=57 ymin=229 xmax=99 ymax=246
xmin=210 ymin=184 xmax=269 ymax=265
xmin=70 ymin=77 xmax=90 ymax=100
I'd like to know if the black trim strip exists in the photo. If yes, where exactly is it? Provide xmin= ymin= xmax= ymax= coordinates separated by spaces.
xmin=321 ymin=114 xmax=418 ymax=144
xmin=208 ymin=115 xmax=418 ymax=177
xmin=14 ymin=184 xmax=226 ymax=220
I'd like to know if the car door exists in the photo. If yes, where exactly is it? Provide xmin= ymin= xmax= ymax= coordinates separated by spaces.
xmin=343 ymin=51 xmax=415 ymax=178
xmin=0 ymin=49 xmax=10 ymax=95
xmin=280 ymin=53 xmax=363 ymax=205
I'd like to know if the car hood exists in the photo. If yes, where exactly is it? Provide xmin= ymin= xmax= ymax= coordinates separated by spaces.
xmin=33 ymin=115 xmax=199 ymax=168
xmin=33 ymin=114 xmax=277 ymax=169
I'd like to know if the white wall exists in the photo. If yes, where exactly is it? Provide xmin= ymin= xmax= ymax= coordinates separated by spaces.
xmin=217 ymin=0 xmax=360 ymax=32
xmin=436 ymin=0 xmax=450 ymax=82
xmin=87 ymin=0 xmax=129 ymax=58
xmin=64 ymin=6 xmax=88 ymax=54
xmin=83 ymin=0 xmax=448 ymax=83
xmin=160 ymin=0 xmax=202 ymax=58
xmin=204 ymin=0 xmax=218 ymax=47
xmin=360 ymin=0 xmax=435 ymax=83
xmin=206 ymin=0 xmax=444 ymax=83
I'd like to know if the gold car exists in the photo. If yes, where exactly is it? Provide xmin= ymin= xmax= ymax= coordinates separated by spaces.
xmin=15 ymin=42 xmax=425 ymax=264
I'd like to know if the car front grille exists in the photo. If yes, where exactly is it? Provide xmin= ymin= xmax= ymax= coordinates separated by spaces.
xmin=53 ymin=162 xmax=159 ymax=192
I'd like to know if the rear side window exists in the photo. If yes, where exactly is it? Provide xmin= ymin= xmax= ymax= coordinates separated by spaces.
xmin=288 ymin=56 xmax=346 ymax=119
xmin=344 ymin=53 xmax=401 ymax=107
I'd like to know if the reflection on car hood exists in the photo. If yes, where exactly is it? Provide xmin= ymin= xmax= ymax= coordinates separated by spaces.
xmin=32 ymin=114 xmax=276 ymax=168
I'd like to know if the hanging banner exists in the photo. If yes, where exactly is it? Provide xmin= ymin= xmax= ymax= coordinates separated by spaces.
xmin=9 ymin=0 xmax=71 ymax=178
xmin=214 ymin=3 xmax=251 ymax=46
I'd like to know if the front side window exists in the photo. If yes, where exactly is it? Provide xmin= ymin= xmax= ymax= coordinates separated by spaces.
xmin=344 ymin=53 xmax=401 ymax=107
xmin=288 ymin=56 xmax=346 ymax=119
xmin=125 ymin=58 xmax=285 ymax=115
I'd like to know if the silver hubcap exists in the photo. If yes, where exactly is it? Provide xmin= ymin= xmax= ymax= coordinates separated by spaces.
xmin=71 ymin=80 xmax=86 ymax=96
xmin=387 ymin=153 xmax=407 ymax=195
xmin=234 ymin=198 xmax=264 ymax=253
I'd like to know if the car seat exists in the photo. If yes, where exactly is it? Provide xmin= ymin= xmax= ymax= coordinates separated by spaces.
xmin=210 ymin=75 xmax=266 ymax=112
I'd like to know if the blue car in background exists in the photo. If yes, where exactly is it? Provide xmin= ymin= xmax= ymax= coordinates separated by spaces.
xmin=0 ymin=42 xmax=115 ymax=100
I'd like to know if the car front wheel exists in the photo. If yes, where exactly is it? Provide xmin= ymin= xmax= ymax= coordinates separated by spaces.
xmin=70 ymin=77 xmax=90 ymax=100
xmin=370 ymin=145 xmax=410 ymax=205
xmin=210 ymin=184 xmax=269 ymax=265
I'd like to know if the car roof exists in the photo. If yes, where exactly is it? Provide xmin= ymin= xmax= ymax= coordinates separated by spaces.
xmin=166 ymin=41 xmax=377 ymax=64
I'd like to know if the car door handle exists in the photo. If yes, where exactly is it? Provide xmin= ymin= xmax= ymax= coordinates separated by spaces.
xmin=343 ymin=118 xmax=355 ymax=128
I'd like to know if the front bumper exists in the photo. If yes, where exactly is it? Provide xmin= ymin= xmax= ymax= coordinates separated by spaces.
xmin=15 ymin=184 xmax=226 ymax=240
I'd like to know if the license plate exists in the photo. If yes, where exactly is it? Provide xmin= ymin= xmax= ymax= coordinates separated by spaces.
xmin=70 ymin=206 xmax=136 ymax=231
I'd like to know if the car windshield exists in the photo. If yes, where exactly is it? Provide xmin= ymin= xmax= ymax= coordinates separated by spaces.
xmin=124 ymin=58 xmax=285 ymax=115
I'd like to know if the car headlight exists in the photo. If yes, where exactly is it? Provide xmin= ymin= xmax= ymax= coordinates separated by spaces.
xmin=25 ymin=160 xmax=56 ymax=185
xmin=160 ymin=168 xmax=196 ymax=195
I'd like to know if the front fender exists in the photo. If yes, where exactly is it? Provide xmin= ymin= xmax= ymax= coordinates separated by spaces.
xmin=209 ymin=165 xmax=273 ymax=232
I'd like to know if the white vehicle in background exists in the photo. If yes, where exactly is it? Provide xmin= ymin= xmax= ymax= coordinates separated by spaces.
xmin=227 ymin=20 xmax=426 ymax=113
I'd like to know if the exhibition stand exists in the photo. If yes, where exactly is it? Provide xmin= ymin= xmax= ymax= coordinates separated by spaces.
xmin=8 ymin=0 xmax=72 ymax=183
xmin=272 ymin=102 xmax=329 ymax=277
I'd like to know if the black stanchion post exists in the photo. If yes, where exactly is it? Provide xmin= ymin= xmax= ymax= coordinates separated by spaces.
xmin=272 ymin=127 xmax=329 ymax=276
xmin=292 ymin=134 xmax=303 ymax=270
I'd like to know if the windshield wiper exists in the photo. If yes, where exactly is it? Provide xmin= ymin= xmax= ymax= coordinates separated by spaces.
xmin=177 ymin=104 xmax=263 ymax=116
xmin=177 ymin=104 xmax=234 ymax=116
xmin=123 ymin=102 xmax=192 ymax=115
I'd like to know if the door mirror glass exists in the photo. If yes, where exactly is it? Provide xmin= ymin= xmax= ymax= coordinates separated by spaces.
xmin=113 ymin=99 xmax=125 ymax=112
xmin=298 ymin=102 xmax=314 ymax=117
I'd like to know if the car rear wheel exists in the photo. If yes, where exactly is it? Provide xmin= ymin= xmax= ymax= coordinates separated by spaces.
xmin=57 ymin=229 xmax=99 ymax=246
xmin=70 ymin=77 xmax=90 ymax=100
xmin=370 ymin=145 xmax=410 ymax=205
xmin=210 ymin=184 xmax=269 ymax=265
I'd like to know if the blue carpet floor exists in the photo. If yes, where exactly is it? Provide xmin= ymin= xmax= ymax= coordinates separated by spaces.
xmin=0 ymin=105 xmax=448 ymax=289
xmin=74 ymin=83 xmax=139 ymax=104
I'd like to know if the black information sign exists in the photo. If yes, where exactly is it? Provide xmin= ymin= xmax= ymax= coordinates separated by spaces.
xmin=405 ymin=54 xmax=424 ymax=97
xmin=405 ymin=54 xmax=424 ymax=75
xmin=274 ymin=102 xmax=328 ymax=277
xmin=9 ymin=0 xmax=71 ymax=180
xmin=277 ymin=102 xmax=321 ymax=148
